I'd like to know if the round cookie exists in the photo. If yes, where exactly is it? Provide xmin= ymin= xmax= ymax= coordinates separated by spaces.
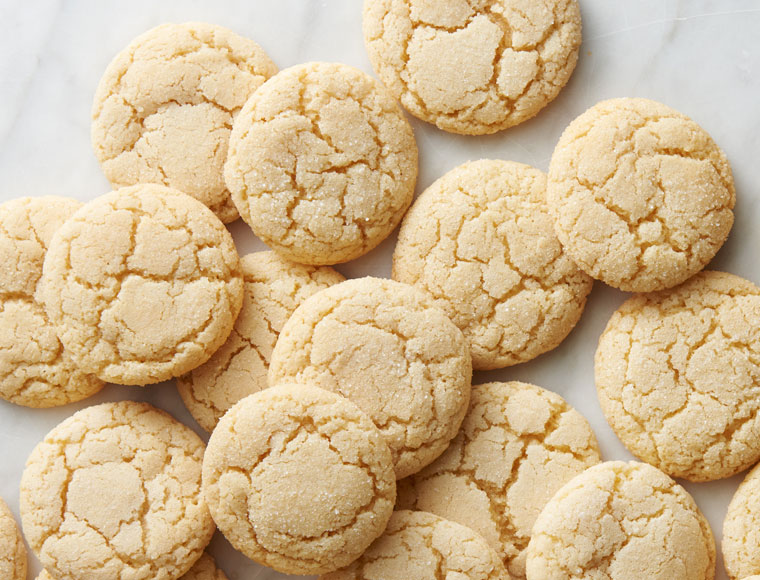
xmin=723 ymin=462 xmax=760 ymax=579
xmin=321 ymin=510 xmax=511 ymax=580
xmin=35 ymin=553 xmax=227 ymax=580
xmin=548 ymin=97 xmax=735 ymax=292
xmin=20 ymin=401 xmax=215 ymax=580
xmin=526 ymin=461 xmax=716 ymax=580
xmin=397 ymin=381 xmax=600 ymax=579
xmin=362 ymin=0 xmax=582 ymax=135
xmin=224 ymin=61 xmax=417 ymax=265
xmin=0 ymin=497 xmax=26 ymax=580
xmin=202 ymin=383 xmax=396 ymax=576
xmin=0 ymin=197 xmax=104 ymax=407
xmin=92 ymin=22 xmax=277 ymax=222
xmin=40 ymin=184 xmax=244 ymax=385
xmin=595 ymin=271 xmax=760 ymax=481
xmin=393 ymin=160 xmax=592 ymax=370
xmin=268 ymin=277 xmax=472 ymax=479
xmin=177 ymin=251 xmax=344 ymax=431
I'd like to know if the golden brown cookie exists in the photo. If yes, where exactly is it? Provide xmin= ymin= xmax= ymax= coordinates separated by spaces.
xmin=92 ymin=22 xmax=277 ymax=222
xmin=40 ymin=185 xmax=243 ymax=385
xmin=224 ymin=62 xmax=418 ymax=265
xmin=0 ymin=497 xmax=26 ymax=580
xmin=202 ymin=383 xmax=396 ymax=576
xmin=723 ymin=462 xmax=760 ymax=579
xmin=393 ymin=160 xmax=592 ymax=370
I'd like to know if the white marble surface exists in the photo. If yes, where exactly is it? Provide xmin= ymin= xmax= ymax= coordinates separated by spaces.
xmin=1 ymin=1 xmax=760 ymax=578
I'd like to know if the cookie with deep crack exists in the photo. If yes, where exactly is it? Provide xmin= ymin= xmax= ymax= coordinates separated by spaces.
xmin=321 ymin=510 xmax=511 ymax=580
xmin=362 ymin=0 xmax=582 ymax=135
xmin=396 ymin=381 xmax=600 ymax=579
xmin=0 ymin=197 xmax=104 ymax=407
xmin=393 ymin=160 xmax=592 ymax=370
xmin=268 ymin=277 xmax=472 ymax=479
xmin=722 ymin=462 xmax=760 ymax=579
xmin=548 ymin=97 xmax=735 ymax=292
xmin=20 ymin=401 xmax=215 ymax=580
xmin=0 ymin=497 xmax=26 ymax=580
xmin=40 ymin=184 xmax=244 ymax=385
xmin=202 ymin=383 xmax=396 ymax=576
xmin=595 ymin=271 xmax=760 ymax=481
xmin=92 ymin=22 xmax=277 ymax=222
xmin=224 ymin=61 xmax=418 ymax=265
xmin=177 ymin=251 xmax=344 ymax=431
xmin=526 ymin=461 xmax=715 ymax=580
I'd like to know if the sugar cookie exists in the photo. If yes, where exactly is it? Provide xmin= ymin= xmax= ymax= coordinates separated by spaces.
xmin=0 ymin=497 xmax=26 ymax=580
xmin=224 ymin=62 xmax=417 ymax=265
xmin=363 ymin=0 xmax=582 ymax=135
xmin=548 ymin=97 xmax=735 ymax=292
xmin=595 ymin=271 xmax=760 ymax=481
xmin=0 ymin=197 xmax=103 ymax=407
xmin=202 ymin=383 xmax=396 ymax=576
xmin=393 ymin=160 xmax=592 ymax=370
xmin=268 ymin=277 xmax=472 ymax=479
xmin=20 ymin=401 xmax=215 ymax=580
xmin=397 ymin=381 xmax=599 ymax=579
xmin=321 ymin=510 xmax=511 ymax=580
xmin=723 ymin=462 xmax=760 ymax=579
xmin=177 ymin=251 xmax=344 ymax=431
xmin=526 ymin=461 xmax=715 ymax=580
xmin=40 ymin=184 xmax=244 ymax=385
xmin=92 ymin=22 xmax=277 ymax=222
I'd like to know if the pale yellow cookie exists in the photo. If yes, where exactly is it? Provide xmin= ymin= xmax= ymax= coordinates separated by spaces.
xmin=202 ymin=383 xmax=396 ymax=576
xmin=268 ymin=277 xmax=472 ymax=479
xmin=321 ymin=510 xmax=511 ymax=580
xmin=224 ymin=62 xmax=418 ymax=265
xmin=177 ymin=251 xmax=344 ymax=431
xmin=0 ymin=497 xmax=26 ymax=580
xmin=397 ymin=381 xmax=600 ymax=579
xmin=0 ymin=197 xmax=103 ymax=407
xmin=526 ymin=461 xmax=716 ymax=580
xmin=35 ymin=553 xmax=227 ymax=580
xmin=40 ymin=184 xmax=244 ymax=385
xmin=595 ymin=271 xmax=760 ymax=481
xmin=92 ymin=22 xmax=277 ymax=222
xmin=393 ymin=160 xmax=592 ymax=370
xmin=20 ymin=401 xmax=215 ymax=580
xmin=363 ymin=0 xmax=582 ymax=135
xmin=723 ymin=462 xmax=760 ymax=579
xmin=548 ymin=97 xmax=735 ymax=292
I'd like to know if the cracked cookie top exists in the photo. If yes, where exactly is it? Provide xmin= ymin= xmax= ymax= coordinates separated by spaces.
xmin=224 ymin=62 xmax=418 ymax=265
xmin=202 ymin=383 xmax=396 ymax=576
xmin=268 ymin=277 xmax=472 ymax=479
xmin=548 ymin=98 xmax=735 ymax=292
xmin=393 ymin=160 xmax=593 ymax=370
xmin=362 ymin=0 xmax=582 ymax=135
xmin=396 ymin=381 xmax=600 ymax=579
xmin=20 ymin=401 xmax=215 ymax=580
xmin=39 ymin=185 xmax=244 ymax=385
xmin=0 ymin=497 xmax=26 ymax=580
xmin=723 ymin=460 xmax=760 ymax=579
xmin=177 ymin=251 xmax=344 ymax=432
xmin=92 ymin=22 xmax=277 ymax=223
xmin=596 ymin=271 xmax=760 ymax=481
xmin=526 ymin=461 xmax=715 ymax=580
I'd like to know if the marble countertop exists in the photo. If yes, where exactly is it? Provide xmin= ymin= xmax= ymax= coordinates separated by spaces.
xmin=2 ymin=1 xmax=760 ymax=579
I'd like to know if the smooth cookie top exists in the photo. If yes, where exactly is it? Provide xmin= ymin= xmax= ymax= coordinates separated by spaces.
xmin=0 ymin=497 xmax=26 ymax=580
xmin=596 ymin=271 xmax=760 ymax=481
xmin=224 ymin=61 xmax=418 ymax=265
xmin=92 ymin=22 xmax=277 ymax=222
xmin=393 ymin=160 xmax=592 ymax=370
xmin=548 ymin=97 xmax=735 ymax=292
xmin=723 ymin=463 xmax=760 ymax=579
xmin=363 ymin=0 xmax=582 ymax=134
xmin=40 ymin=185 xmax=244 ymax=385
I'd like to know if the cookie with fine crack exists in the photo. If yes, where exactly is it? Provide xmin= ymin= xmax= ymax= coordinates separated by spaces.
xmin=224 ymin=61 xmax=418 ymax=265
xmin=596 ymin=271 xmax=760 ymax=481
xmin=92 ymin=22 xmax=277 ymax=223
xmin=722 ymin=462 xmax=760 ymax=579
xmin=0 ymin=497 xmax=26 ymax=580
xmin=362 ymin=0 xmax=582 ymax=135
xmin=396 ymin=381 xmax=600 ymax=579
xmin=0 ymin=197 xmax=104 ymax=407
xmin=39 ymin=184 xmax=244 ymax=385
xmin=177 ymin=251 xmax=344 ymax=431
xmin=20 ymin=401 xmax=215 ymax=580
xmin=202 ymin=383 xmax=396 ymax=576
xmin=548 ymin=97 xmax=735 ymax=292
xmin=268 ymin=277 xmax=472 ymax=479
xmin=393 ymin=160 xmax=592 ymax=370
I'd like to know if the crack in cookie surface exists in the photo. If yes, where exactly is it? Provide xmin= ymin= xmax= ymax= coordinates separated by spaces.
xmin=0 ymin=497 xmax=26 ymax=580
xmin=723 ymin=462 xmax=760 ymax=580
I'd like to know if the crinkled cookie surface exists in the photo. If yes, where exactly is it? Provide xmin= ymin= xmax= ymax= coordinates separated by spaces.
xmin=723 ymin=462 xmax=760 ymax=579
xmin=0 ymin=497 xmax=26 ymax=580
